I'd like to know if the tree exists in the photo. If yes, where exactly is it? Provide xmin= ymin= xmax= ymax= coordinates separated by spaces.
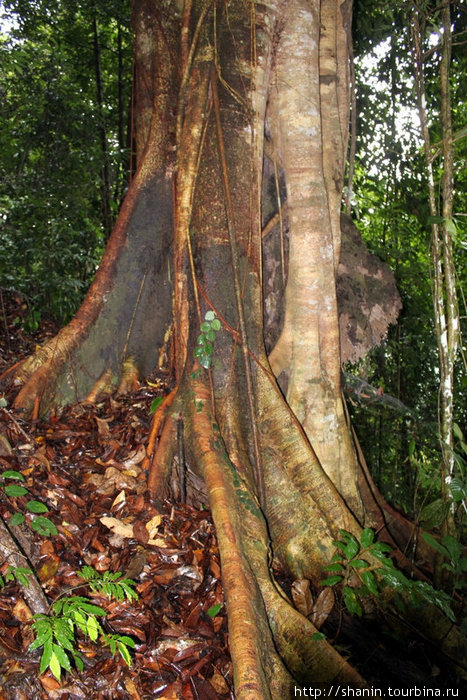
xmin=0 ymin=0 xmax=131 ymax=323
xmin=1 ymin=1 xmax=466 ymax=696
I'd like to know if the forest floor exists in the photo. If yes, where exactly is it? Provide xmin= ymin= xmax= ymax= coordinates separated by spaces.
xmin=0 ymin=292 xmax=233 ymax=699
xmin=0 ymin=292 xmax=465 ymax=699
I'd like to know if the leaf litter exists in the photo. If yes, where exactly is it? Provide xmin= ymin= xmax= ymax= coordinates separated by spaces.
xmin=0 ymin=294 xmax=233 ymax=699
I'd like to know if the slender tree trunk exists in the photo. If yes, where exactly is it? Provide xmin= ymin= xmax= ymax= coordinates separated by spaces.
xmin=411 ymin=3 xmax=460 ymax=543
xmin=92 ymin=10 xmax=113 ymax=236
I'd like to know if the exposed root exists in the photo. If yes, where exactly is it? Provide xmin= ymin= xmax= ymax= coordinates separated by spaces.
xmin=182 ymin=373 xmax=367 ymax=697
xmin=147 ymin=410 xmax=178 ymax=498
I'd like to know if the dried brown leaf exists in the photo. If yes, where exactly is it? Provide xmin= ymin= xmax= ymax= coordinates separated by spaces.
xmin=291 ymin=578 xmax=313 ymax=617
xmin=311 ymin=586 xmax=335 ymax=629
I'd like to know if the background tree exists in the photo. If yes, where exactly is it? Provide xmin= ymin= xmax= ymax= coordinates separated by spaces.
xmin=347 ymin=0 xmax=466 ymax=533
xmin=1 ymin=0 xmax=466 ymax=696
xmin=0 ymin=0 xmax=131 ymax=324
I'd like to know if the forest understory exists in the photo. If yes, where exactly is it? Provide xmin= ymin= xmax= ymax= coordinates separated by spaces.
xmin=1 ymin=291 xmax=465 ymax=699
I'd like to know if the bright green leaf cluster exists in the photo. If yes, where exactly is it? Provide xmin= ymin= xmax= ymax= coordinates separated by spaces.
xmin=78 ymin=566 xmax=139 ymax=602
xmin=30 ymin=597 xmax=107 ymax=681
xmin=322 ymin=529 xmax=456 ymax=622
xmin=194 ymin=311 xmax=221 ymax=369
xmin=30 ymin=578 xmax=139 ymax=682
xmin=1 ymin=469 xmax=58 ymax=536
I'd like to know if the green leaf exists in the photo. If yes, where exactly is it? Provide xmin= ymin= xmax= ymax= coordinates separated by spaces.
xmin=331 ymin=553 xmax=344 ymax=563
xmin=343 ymin=586 xmax=362 ymax=616
xmin=26 ymin=500 xmax=49 ymax=513
xmin=324 ymin=563 xmax=345 ymax=573
xmin=74 ymin=653 xmax=84 ymax=672
xmin=30 ymin=624 xmax=53 ymax=651
xmin=52 ymin=643 xmax=72 ymax=673
xmin=9 ymin=512 xmax=25 ymax=526
xmin=449 ymin=477 xmax=467 ymax=502
xmin=31 ymin=516 xmax=58 ymax=537
xmin=360 ymin=528 xmax=374 ymax=548
xmin=79 ymin=566 xmax=98 ymax=580
xmin=39 ymin=638 xmax=53 ymax=674
xmin=379 ymin=568 xmax=407 ymax=589
xmin=149 ymin=396 xmax=163 ymax=414
xmin=453 ymin=423 xmax=464 ymax=441
xmin=71 ymin=610 xmax=87 ymax=634
xmin=205 ymin=330 xmax=216 ymax=341
xmin=199 ymin=355 xmax=211 ymax=369
xmin=349 ymin=559 xmax=370 ymax=569
xmin=117 ymin=640 xmax=133 ymax=666
xmin=210 ymin=318 xmax=221 ymax=331
xmin=412 ymin=581 xmax=455 ymax=622
xmin=444 ymin=218 xmax=457 ymax=238
xmin=200 ymin=321 xmax=211 ymax=333
xmin=1 ymin=470 xmax=25 ymax=481
xmin=312 ymin=632 xmax=326 ymax=641
xmin=427 ymin=215 xmax=444 ymax=225
xmin=49 ymin=651 xmax=62 ymax=681
xmin=4 ymin=484 xmax=28 ymax=497
xmin=75 ymin=601 xmax=107 ymax=616
xmin=204 ymin=310 xmax=216 ymax=321
xmin=320 ymin=575 xmax=343 ymax=587
xmin=419 ymin=499 xmax=449 ymax=529
xmin=207 ymin=603 xmax=222 ymax=618
xmin=16 ymin=570 xmax=32 ymax=587
xmin=117 ymin=635 xmax=135 ymax=649
xmin=344 ymin=539 xmax=360 ymax=560
xmin=331 ymin=540 xmax=347 ymax=553
xmin=441 ymin=535 xmax=462 ymax=564
xmin=361 ymin=570 xmax=378 ymax=595
xmin=86 ymin=615 xmax=100 ymax=642
xmin=421 ymin=532 xmax=450 ymax=559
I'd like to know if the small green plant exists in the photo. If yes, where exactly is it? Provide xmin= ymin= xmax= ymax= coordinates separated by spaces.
xmin=0 ymin=564 xmax=33 ymax=589
xmin=193 ymin=310 xmax=221 ymax=369
xmin=321 ymin=529 xmax=455 ymax=621
xmin=77 ymin=566 xmax=138 ymax=601
xmin=30 ymin=568 xmax=139 ymax=682
xmin=31 ymin=597 xmax=107 ymax=680
xmin=1 ymin=469 xmax=58 ymax=537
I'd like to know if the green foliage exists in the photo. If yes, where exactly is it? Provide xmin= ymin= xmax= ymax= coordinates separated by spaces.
xmin=322 ymin=529 xmax=455 ymax=622
xmin=0 ymin=468 xmax=58 ymax=536
xmin=31 ymin=597 xmax=107 ymax=680
xmin=30 ymin=570 xmax=139 ymax=681
xmin=194 ymin=310 xmax=222 ymax=369
xmin=0 ymin=0 xmax=132 ymax=323
xmin=78 ymin=566 xmax=138 ymax=602
xmin=422 ymin=533 xmax=467 ymax=590
xmin=0 ymin=564 xmax=33 ymax=588
xmin=346 ymin=0 xmax=466 ymax=525
xmin=102 ymin=633 xmax=135 ymax=667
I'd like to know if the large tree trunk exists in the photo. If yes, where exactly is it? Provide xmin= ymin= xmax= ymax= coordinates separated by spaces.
xmin=2 ymin=1 xmax=465 ymax=696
